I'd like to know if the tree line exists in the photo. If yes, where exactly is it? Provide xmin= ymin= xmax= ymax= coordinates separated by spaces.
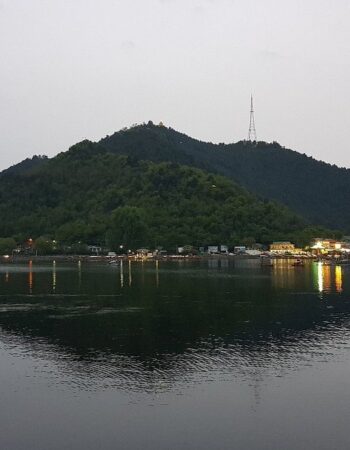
xmin=0 ymin=139 xmax=338 ymax=254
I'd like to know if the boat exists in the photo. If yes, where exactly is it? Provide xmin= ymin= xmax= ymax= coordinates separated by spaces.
xmin=336 ymin=259 xmax=350 ymax=266
xmin=260 ymin=254 xmax=274 ymax=266
xmin=108 ymin=259 xmax=120 ymax=266
xmin=292 ymin=259 xmax=304 ymax=267
xmin=322 ymin=260 xmax=335 ymax=266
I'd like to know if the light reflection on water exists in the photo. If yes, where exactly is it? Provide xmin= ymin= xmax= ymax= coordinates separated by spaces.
xmin=1 ymin=259 xmax=350 ymax=450
xmin=317 ymin=260 xmax=324 ymax=293
xmin=28 ymin=260 xmax=33 ymax=294
xmin=0 ymin=258 xmax=349 ymax=381
xmin=312 ymin=261 xmax=344 ymax=295
xmin=270 ymin=259 xmax=344 ymax=295
xmin=335 ymin=265 xmax=343 ymax=293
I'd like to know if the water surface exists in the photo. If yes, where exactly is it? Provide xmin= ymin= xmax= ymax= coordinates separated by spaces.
xmin=1 ymin=259 xmax=350 ymax=449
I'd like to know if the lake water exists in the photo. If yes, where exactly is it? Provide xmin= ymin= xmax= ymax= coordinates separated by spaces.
xmin=1 ymin=258 xmax=350 ymax=450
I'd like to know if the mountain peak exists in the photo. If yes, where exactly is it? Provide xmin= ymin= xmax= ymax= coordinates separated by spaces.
xmin=98 ymin=124 xmax=350 ymax=230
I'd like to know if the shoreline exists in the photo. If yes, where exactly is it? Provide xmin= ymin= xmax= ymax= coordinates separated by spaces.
xmin=0 ymin=254 xmax=318 ymax=264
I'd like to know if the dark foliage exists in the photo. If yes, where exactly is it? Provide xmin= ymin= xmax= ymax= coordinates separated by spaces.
xmin=0 ymin=138 xmax=331 ymax=250
xmin=1 ymin=155 xmax=49 ymax=176
xmin=100 ymin=124 xmax=350 ymax=231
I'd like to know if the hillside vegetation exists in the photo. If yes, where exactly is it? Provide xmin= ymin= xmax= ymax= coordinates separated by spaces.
xmin=100 ymin=123 xmax=350 ymax=231
xmin=0 ymin=140 xmax=329 ymax=250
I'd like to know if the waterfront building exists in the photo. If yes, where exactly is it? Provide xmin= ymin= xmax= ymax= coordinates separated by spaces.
xmin=88 ymin=245 xmax=102 ymax=255
xmin=269 ymin=242 xmax=295 ymax=254
xmin=136 ymin=248 xmax=149 ymax=258
xmin=311 ymin=238 xmax=350 ymax=254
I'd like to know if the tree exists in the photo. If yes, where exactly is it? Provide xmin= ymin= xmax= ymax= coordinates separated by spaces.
xmin=0 ymin=237 xmax=16 ymax=254
xmin=34 ymin=237 xmax=54 ymax=255
xmin=106 ymin=206 xmax=148 ymax=251
xmin=241 ymin=237 xmax=256 ymax=248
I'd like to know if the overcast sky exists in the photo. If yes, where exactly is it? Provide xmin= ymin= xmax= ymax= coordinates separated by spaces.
xmin=1 ymin=0 xmax=349 ymax=170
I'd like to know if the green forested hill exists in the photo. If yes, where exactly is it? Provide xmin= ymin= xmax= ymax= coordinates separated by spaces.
xmin=1 ymin=155 xmax=48 ymax=176
xmin=0 ymin=140 xmax=328 ymax=250
xmin=100 ymin=123 xmax=350 ymax=231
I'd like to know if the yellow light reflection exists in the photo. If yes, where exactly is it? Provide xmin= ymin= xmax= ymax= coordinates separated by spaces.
xmin=271 ymin=258 xmax=296 ymax=289
xmin=316 ymin=262 xmax=343 ymax=294
xmin=323 ymin=265 xmax=331 ymax=293
xmin=28 ymin=260 xmax=33 ymax=294
xmin=335 ymin=265 xmax=343 ymax=293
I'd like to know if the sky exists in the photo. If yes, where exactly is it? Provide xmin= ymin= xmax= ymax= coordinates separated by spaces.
xmin=1 ymin=0 xmax=350 ymax=170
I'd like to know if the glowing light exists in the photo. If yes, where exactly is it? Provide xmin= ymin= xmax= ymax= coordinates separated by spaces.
xmin=28 ymin=260 xmax=33 ymax=294
xmin=317 ymin=262 xmax=323 ymax=293
xmin=335 ymin=266 xmax=343 ymax=293
xmin=323 ymin=265 xmax=331 ymax=292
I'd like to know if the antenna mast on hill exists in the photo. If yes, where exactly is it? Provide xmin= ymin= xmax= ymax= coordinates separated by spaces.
xmin=248 ymin=94 xmax=257 ymax=142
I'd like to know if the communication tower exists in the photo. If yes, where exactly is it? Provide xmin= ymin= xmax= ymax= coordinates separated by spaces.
xmin=248 ymin=95 xmax=257 ymax=142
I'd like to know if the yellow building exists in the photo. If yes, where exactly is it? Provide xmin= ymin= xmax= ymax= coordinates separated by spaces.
xmin=311 ymin=238 xmax=346 ymax=254
xmin=270 ymin=241 xmax=295 ymax=254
